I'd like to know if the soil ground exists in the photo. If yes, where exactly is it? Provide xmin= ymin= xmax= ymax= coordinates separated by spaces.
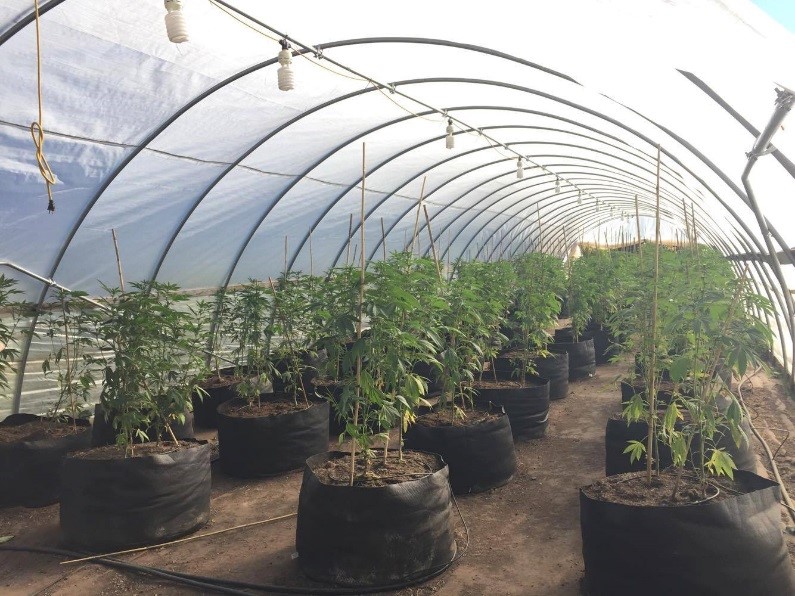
xmin=1 ymin=355 xmax=793 ymax=595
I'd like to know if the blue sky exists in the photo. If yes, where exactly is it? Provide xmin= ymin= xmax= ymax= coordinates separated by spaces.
xmin=752 ymin=0 xmax=795 ymax=33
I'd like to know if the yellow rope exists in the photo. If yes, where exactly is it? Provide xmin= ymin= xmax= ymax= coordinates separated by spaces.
xmin=30 ymin=0 xmax=56 ymax=213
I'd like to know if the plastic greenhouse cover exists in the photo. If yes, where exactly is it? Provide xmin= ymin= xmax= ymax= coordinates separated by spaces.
xmin=1 ymin=0 xmax=795 ymax=411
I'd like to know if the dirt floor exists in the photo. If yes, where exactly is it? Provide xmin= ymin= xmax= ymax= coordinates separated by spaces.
xmin=1 ymin=355 xmax=794 ymax=595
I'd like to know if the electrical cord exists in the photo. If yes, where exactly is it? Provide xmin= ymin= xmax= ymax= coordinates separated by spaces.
xmin=0 ymin=484 xmax=469 ymax=595
xmin=31 ymin=0 xmax=57 ymax=213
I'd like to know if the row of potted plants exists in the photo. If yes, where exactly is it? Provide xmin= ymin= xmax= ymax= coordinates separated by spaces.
xmin=575 ymin=244 xmax=795 ymax=594
xmin=0 ymin=251 xmax=575 ymax=583
xmin=11 ymin=239 xmax=788 ymax=591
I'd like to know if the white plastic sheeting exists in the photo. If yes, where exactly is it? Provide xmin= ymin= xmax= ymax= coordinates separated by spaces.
xmin=1 ymin=0 xmax=795 ymax=411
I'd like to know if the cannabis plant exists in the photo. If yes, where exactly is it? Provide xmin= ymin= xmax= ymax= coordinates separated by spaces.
xmin=0 ymin=274 xmax=24 ymax=400
xmin=223 ymin=280 xmax=274 ymax=407
xmin=41 ymin=289 xmax=103 ymax=424
xmin=268 ymin=271 xmax=320 ymax=406
xmin=508 ymin=254 xmax=565 ymax=383
xmin=95 ymin=281 xmax=208 ymax=454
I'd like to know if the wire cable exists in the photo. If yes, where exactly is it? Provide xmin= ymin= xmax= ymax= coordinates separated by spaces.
xmin=203 ymin=0 xmax=587 ymax=194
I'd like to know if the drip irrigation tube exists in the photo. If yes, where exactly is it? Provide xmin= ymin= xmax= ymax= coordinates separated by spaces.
xmin=737 ymin=368 xmax=795 ymax=527
xmin=0 ymin=492 xmax=469 ymax=595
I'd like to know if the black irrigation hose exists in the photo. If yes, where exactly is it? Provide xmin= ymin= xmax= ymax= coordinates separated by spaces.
xmin=0 ymin=489 xmax=470 ymax=595
xmin=0 ymin=545 xmax=251 ymax=596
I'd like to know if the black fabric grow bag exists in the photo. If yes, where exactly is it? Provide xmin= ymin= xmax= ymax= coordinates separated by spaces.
xmin=619 ymin=379 xmax=675 ymax=407
xmin=0 ymin=414 xmax=91 ymax=508
xmin=60 ymin=442 xmax=211 ymax=551
xmin=312 ymin=381 xmax=347 ymax=436
xmin=553 ymin=326 xmax=584 ymax=343
xmin=217 ymin=396 xmax=329 ymax=477
xmin=494 ymin=350 xmax=569 ymax=399
xmin=403 ymin=407 xmax=516 ymax=494
xmin=411 ymin=360 xmax=441 ymax=393
xmin=585 ymin=322 xmax=621 ymax=364
xmin=474 ymin=375 xmax=550 ymax=440
xmin=605 ymin=417 xmax=674 ymax=476
xmin=548 ymin=338 xmax=596 ymax=380
xmin=91 ymin=403 xmax=194 ymax=447
xmin=271 ymin=350 xmax=326 ymax=394
xmin=295 ymin=451 xmax=456 ymax=587
xmin=605 ymin=415 xmax=757 ymax=476
xmin=580 ymin=470 xmax=795 ymax=596
xmin=491 ymin=352 xmax=569 ymax=400
xmin=192 ymin=369 xmax=240 ymax=428
xmin=534 ymin=351 xmax=569 ymax=400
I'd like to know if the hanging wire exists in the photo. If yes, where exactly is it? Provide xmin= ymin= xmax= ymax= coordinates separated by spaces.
xmin=204 ymin=0 xmax=601 ymax=191
xmin=30 ymin=0 xmax=57 ymax=213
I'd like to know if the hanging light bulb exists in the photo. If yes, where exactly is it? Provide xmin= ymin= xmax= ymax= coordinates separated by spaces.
xmin=445 ymin=118 xmax=455 ymax=149
xmin=577 ymin=189 xmax=583 ymax=205
xmin=164 ymin=0 xmax=189 ymax=43
xmin=277 ymin=39 xmax=295 ymax=91
xmin=555 ymin=177 xmax=561 ymax=194
xmin=516 ymin=158 xmax=524 ymax=179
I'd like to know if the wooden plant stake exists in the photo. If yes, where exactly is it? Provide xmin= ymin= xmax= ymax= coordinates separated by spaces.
xmin=111 ymin=229 xmax=125 ymax=293
xmin=635 ymin=194 xmax=643 ymax=260
xmin=380 ymin=217 xmax=387 ymax=261
xmin=346 ymin=213 xmax=353 ymax=266
xmin=646 ymin=144 xmax=662 ymax=484
xmin=351 ymin=142 xmax=366 ymax=486
xmin=410 ymin=177 xmax=428 ymax=255
xmin=423 ymin=205 xmax=442 ymax=280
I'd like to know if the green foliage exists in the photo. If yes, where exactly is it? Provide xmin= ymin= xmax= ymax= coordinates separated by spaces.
xmin=613 ymin=245 xmax=773 ymax=494
xmin=568 ymin=249 xmax=633 ymax=340
xmin=268 ymin=271 xmax=322 ymax=405
xmin=41 ymin=289 xmax=103 ymax=421
xmin=436 ymin=264 xmax=493 ymax=418
xmin=350 ymin=253 xmax=443 ymax=465
xmin=223 ymin=280 xmax=274 ymax=405
xmin=0 ymin=275 xmax=24 ymax=399
xmin=93 ymin=281 xmax=209 ymax=454
xmin=507 ymin=254 xmax=564 ymax=381
xmin=458 ymin=259 xmax=516 ymax=370
xmin=198 ymin=288 xmax=234 ymax=378
xmin=623 ymin=440 xmax=646 ymax=464
xmin=314 ymin=266 xmax=360 ymax=382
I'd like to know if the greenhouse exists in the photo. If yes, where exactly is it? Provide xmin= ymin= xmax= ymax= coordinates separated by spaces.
xmin=1 ymin=0 xmax=795 ymax=593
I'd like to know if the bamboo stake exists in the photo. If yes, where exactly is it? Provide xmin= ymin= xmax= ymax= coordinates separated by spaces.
xmin=536 ymin=206 xmax=543 ymax=254
xmin=284 ymin=236 xmax=288 ymax=272
xmin=683 ymin=199 xmax=691 ymax=246
xmin=423 ymin=205 xmax=442 ymax=280
xmin=308 ymin=229 xmax=314 ymax=277
xmin=646 ymin=144 xmax=662 ymax=483
xmin=446 ymin=230 xmax=451 ymax=271
xmin=634 ymin=194 xmax=643 ymax=259
xmin=351 ymin=142 xmax=367 ymax=486
xmin=346 ymin=213 xmax=353 ymax=266
xmin=380 ymin=217 xmax=387 ymax=261
xmin=111 ymin=229 xmax=125 ymax=293
xmin=691 ymin=204 xmax=698 ymax=247
xmin=410 ymin=177 xmax=427 ymax=255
